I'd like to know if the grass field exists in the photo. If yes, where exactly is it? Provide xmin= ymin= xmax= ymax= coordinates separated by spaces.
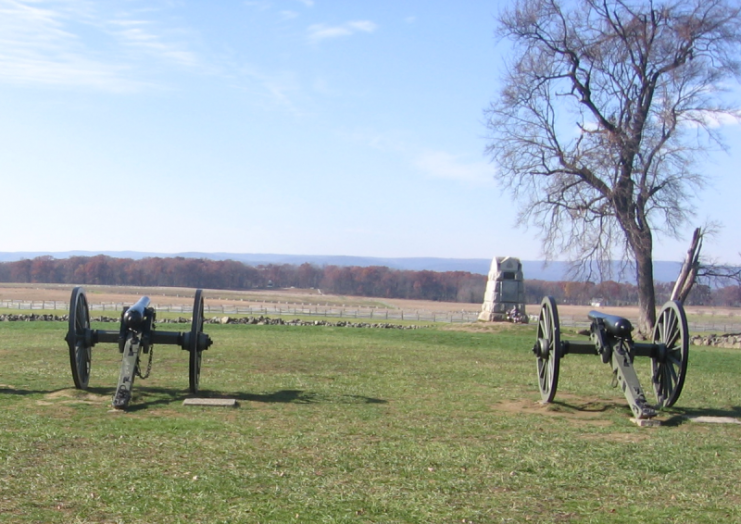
xmin=1 ymin=318 xmax=741 ymax=523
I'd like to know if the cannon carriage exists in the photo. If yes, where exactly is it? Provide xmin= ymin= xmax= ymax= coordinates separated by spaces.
xmin=65 ymin=287 xmax=213 ymax=409
xmin=532 ymin=296 xmax=689 ymax=420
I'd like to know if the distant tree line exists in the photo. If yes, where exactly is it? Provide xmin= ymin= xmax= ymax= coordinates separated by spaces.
xmin=0 ymin=255 xmax=737 ymax=306
xmin=523 ymin=280 xmax=740 ymax=308
xmin=0 ymin=256 xmax=484 ymax=303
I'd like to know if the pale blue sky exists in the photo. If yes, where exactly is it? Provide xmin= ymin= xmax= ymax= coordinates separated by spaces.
xmin=1 ymin=0 xmax=740 ymax=264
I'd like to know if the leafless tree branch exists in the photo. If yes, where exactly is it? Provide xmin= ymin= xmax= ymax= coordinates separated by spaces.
xmin=486 ymin=0 xmax=741 ymax=332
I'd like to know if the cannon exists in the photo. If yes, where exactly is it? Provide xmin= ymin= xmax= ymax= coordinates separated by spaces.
xmin=65 ymin=287 xmax=213 ymax=409
xmin=532 ymin=297 xmax=689 ymax=420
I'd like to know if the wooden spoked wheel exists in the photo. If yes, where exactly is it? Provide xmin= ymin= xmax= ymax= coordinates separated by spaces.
xmin=651 ymin=300 xmax=689 ymax=408
xmin=65 ymin=287 xmax=92 ymax=390
xmin=188 ymin=289 xmax=205 ymax=394
xmin=534 ymin=296 xmax=561 ymax=403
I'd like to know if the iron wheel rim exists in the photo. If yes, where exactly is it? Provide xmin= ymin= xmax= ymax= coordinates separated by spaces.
xmin=188 ymin=289 xmax=204 ymax=394
xmin=651 ymin=300 xmax=689 ymax=408
xmin=66 ymin=287 xmax=91 ymax=390
xmin=536 ymin=296 xmax=561 ymax=403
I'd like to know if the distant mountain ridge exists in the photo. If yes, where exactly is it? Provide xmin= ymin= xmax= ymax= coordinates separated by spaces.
xmin=0 ymin=251 xmax=685 ymax=283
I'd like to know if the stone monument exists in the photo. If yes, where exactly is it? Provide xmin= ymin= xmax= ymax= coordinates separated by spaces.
xmin=478 ymin=256 xmax=527 ymax=322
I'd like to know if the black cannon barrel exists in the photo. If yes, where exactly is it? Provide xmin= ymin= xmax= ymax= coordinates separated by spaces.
xmin=588 ymin=310 xmax=632 ymax=338
xmin=123 ymin=296 xmax=151 ymax=329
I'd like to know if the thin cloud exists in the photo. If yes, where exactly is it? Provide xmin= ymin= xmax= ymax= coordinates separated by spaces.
xmin=0 ymin=0 xmax=132 ymax=90
xmin=577 ymin=110 xmax=741 ymax=137
xmin=0 ymin=0 xmax=200 ymax=92
xmin=243 ymin=1 xmax=272 ymax=12
xmin=414 ymin=150 xmax=494 ymax=185
xmin=108 ymin=19 xmax=199 ymax=68
xmin=347 ymin=20 xmax=376 ymax=32
xmin=358 ymin=131 xmax=494 ymax=185
xmin=280 ymin=10 xmax=299 ymax=20
xmin=683 ymin=110 xmax=741 ymax=129
xmin=307 ymin=20 xmax=377 ymax=43
xmin=232 ymin=63 xmax=306 ymax=115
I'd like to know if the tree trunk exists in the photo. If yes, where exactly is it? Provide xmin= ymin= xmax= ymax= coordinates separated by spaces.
xmin=634 ymin=248 xmax=657 ymax=337
xmin=670 ymin=227 xmax=702 ymax=303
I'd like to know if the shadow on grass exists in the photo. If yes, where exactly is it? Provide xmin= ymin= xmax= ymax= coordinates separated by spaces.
xmin=0 ymin=384 xmax=189 ymax=413
xmin=121 ymin=386 xmax=192 ymax=412
xmin=658 ymin=405 xmax=741 ymax=427
xmin=546 ymin=399 xmax=623 ymax=414
xmin=198 ymin=388 xmax=388 ymax=405
xmin=0 ymin=386 xmax=48 ymax=396
xmin=0 ymin=385 xmax=115 ymax=397
xmin=0 ymin=384 xmax=389 ymax=411
xmin=102 ymin=388 xmax=388 ymax=412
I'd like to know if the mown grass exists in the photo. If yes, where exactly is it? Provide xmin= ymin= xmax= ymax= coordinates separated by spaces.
xmin=1 ymin=321 xmax=741 ymax=523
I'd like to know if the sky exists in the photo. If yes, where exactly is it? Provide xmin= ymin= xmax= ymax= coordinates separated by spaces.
xmin=1 ymin=0 xmax=740 ymax=264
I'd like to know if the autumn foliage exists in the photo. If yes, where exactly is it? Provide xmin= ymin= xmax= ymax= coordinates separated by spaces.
xmin=0 ymin=255 xmax=737 ymax=306
xmin=0 ymin=256 xmax=485 ymax=303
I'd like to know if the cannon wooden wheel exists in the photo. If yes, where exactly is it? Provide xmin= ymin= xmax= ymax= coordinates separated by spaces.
xmin=188 ymin=289 xmax=205 ymax=394
xmin=651 ymin=301 xmax=689 ymax=408
xmin=533 ymin=296 xmax=561 ymax=403
xmin=65 ymin=286 xmax=92 ymax=390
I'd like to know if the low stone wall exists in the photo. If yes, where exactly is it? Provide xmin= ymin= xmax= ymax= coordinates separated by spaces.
xmin=691 ymin=333 xmax=741 ymax=349
xmin=0 ymin=314 xmax=64 ymax=322
xmin=205 ymin=316 xmax=423 ymax=329
xmin=0 ymin=313 xmax=423 ymax=330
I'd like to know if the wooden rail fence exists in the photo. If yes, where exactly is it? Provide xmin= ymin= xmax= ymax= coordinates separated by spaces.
xmin=0 ymin=300 xmax=480 ymax=324
xmin=1 ymin=300 xmax=738 ymax=331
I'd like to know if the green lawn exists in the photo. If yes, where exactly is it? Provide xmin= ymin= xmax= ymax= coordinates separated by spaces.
xmin=1 ymin=321 xmax=740 ymax=523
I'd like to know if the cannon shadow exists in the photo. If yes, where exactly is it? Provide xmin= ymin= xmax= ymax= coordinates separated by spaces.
xmin=108 ymin=387 xmax=388 ymax=411
xmin=1 ymin=385 xmax=387 ymax=411
xmin=197 ymin=388 xmax=388 ymax=405
xmin=108 ymin=386 xmax=189 ymax=412
xmin=0 ymin=386 xmax=55 ymax=396
xmin=658 ymin=406 xmax=741 ymax=427
xmin=547 ymin=398 xmax=741 ymax=426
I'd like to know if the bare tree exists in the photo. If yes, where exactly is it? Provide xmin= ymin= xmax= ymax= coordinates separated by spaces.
xmin=485 ymin=0 xmax=741 ymax=333
xmin=671 ymin=227 xmax=703 ymax=303
xmin=672 ymin=226 xmax=741 ymax=303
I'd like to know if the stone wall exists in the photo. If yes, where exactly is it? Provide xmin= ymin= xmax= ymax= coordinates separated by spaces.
xmin=0 ymin=313 xmax=422 ymax=330
xmin=691 ymin=333 xmax=741 ymax=349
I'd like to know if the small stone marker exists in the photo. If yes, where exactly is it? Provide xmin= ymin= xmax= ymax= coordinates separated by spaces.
xmin=630 ymin=418 xmax=662 ymax=427
xmin=183 ymin=398 xmax=238 ymax=407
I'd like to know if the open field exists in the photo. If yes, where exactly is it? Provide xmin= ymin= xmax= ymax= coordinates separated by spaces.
xmin=1 ymin=317 xmax=741 ymax=522
xmin=0 ymin=284 xmax=399 ymax=309
xmin=2 ymin=284 xmax=740 ymax=332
